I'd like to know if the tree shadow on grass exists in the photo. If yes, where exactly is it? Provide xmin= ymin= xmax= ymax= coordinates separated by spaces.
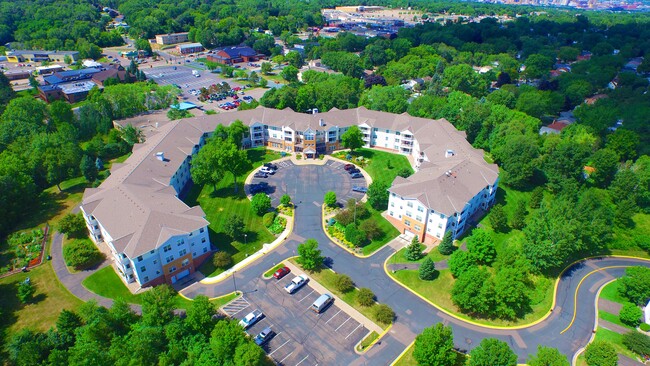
xmin=0 ymin=282 xmax=20 ymax=350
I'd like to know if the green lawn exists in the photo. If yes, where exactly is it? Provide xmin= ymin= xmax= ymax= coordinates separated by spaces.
xmin=593 ymin=327 xmax=638 ymax=360
xmin=599 ymin=310 xmax=634 ymax=330
xmin=356 ymin=331 xmax=378 ymax=352
xmin=0 ymin=263 xmax=83 ymax=350
xmin=390 ymin=244 xmax=451 ymax=264
xmin=335 ymin=148 xmax=413 ymax=186
xmin=600 ymin=280 xmax=627 ymax=304
xmin=289 ymin=259 xmax=390 ymax=329
xmin=82 ymin=266 xmax=237 ymax=309
xmin=361 ymin=206 xmax=400 ymax=255
xmin=390 ymin=267 xmax=554 ymax=327
xmin=394 ymin=343 xmax=466 ymax=366
xmin=184 ymin=148 xmax=282 ymax=277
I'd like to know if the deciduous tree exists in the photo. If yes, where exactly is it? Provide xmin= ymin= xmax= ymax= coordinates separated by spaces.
xmin=528 ymin=346 xmax=569 ymax=366
xmin=584 ymin=340 xmax=617 ymax=366
xmin=297 ymin=238 xmax=323 ymax=271
xmin=251 ymin=193 xmax=271 ymax=216
xmin=341 ymin=125 xmax=364 ymax=152
xmin=467 ymin=230 xmax=496 ymax=265
xmin=468 ymin=338 xmax=517 ymax=366
xmin=413 ymin=323 xmax=457 ymax=366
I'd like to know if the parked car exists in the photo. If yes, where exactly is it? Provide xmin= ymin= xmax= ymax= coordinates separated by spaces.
xmin=263 ymin=163 xmax=278 ymax=171
xmin=238 ymin=310 xmax=263 ymax=329
xmin=273 ymin=266 xmax=291 ymax=280
xmin=348 ymin=168 xmax=360 ymax=174
xmin=260 ymin=167 xmax=275 ymax=175
xmin=253 ymin=172 xmax=268 ymax=179
xmin=352 ymin=186 xmax=368 ymax=193
xmin=351 ymin=173 xmax=363 ymax=179
xmin=285 ymin=275 xmax=309 ymax=294
xmin=344 ymin=164 xmax=355 ymax=171
xmin=254 ymin=327 xmax=274 ymax=346
xmin=249 ymin=182 xmax=269 ymax=194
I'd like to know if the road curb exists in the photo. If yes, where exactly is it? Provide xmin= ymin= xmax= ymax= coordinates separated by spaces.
xmin=571 ymin=279 xmax=615 ymax=366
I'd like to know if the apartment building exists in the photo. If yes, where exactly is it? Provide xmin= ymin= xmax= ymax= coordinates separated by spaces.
xmin=5 ymin=50 xmax=79 ymax=63
xmin=81 ymin=106 xmax=497 ymax=288
xmin=176 ymin=43 xmax=204 ymax=55
xmin=155 ymin=32 xmax=189 ymax=45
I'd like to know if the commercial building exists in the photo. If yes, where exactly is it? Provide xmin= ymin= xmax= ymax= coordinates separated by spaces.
xmin=207 ymin=46 xmax=265 ymax=65
xmin=155 ymin=32 xmax=190 ymax=45
xmin=176 ymin=43 xmax=204 ymax=55
xmin=5 ymin=50 xmax=79 ymax=63
xmin=81 ymin=106 xmax=497 ymax=288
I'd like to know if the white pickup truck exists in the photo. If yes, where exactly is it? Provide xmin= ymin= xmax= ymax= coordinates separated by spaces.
xmin=192 ymin=69 xmax=200 ymax=77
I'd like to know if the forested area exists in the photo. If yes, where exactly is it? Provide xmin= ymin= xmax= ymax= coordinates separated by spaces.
xmin=6 ymin=286 xmax=271 ymax=366
xmin=0 ymin=80 xmax=178 ymax=239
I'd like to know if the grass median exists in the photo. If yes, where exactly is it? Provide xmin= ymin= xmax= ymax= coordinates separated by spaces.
xmin=263 ymin=263 xmax=286 ymax=279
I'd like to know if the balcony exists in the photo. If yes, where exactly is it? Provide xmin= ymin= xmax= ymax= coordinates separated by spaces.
xmin=401 ymin=140 xmax=413 ymax=147
xmin=402 ymin=135 xmax=414 ymax=141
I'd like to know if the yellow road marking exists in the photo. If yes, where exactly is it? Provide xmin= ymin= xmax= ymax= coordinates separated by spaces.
xmin=559 ymin=266 xmax=628 ymax=334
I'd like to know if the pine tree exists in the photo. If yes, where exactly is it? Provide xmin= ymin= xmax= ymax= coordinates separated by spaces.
xmin=419 ymin=257 xmax=436 ymax=280
xmin=489 ymin=204 xmax=509 ymax=233
xmin=405 ymin=236 xmax=422 ymax=261
xmin=530 ymin=187 xmax=544 ymax=209
xmin=510 ymin=201 xmax=528 ymax=230
xmin=438 ymin=231 xmax=454 ymax=255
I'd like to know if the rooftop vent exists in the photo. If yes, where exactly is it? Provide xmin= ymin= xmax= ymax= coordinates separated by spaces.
xmin=155 ymin=152 xmax=165 ymax=161
xmin=312 ymin=108 xmax=319 ymax=115
xmin=445 ymin=170 xmax=452 ymax=177
xmin=445 ymin=149 xmax=455 ymax=158
xmin=319 ymin=118 xmax=325 ymax=126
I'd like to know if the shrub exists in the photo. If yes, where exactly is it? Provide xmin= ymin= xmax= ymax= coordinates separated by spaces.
xmin=620 ymin=302 xmax=643 ymax=327
xmin=619 ymin=266 xmax=650 ymax=305
xmin=641 ymin=323 xmax=650 ymax=332
xmin=17 ymin=281 xmax=35 ymax=304
xmin=223 ymin=214 xmax=244 ymax=239
xmin=584 ymin=340 xmax=617 ymax=366
xmin=268 ymin=216 xmax=286 ymax=234
xmin=280 ymin=194 xmax=291 ymax=206
xmin=419 ymin=257 xmax=437 ymax=280
xmin=359 ymin=220 xmax=382 ymax=240
xmin=397 ymin=167 xmax=412 ymax=178
xmin=623 ymin=331 xmax=650 ymax=357
xmin=357 ymin=288 xmax=375 ymax=307
xmin=263 ymin=212 xmax=277 ymax=227
xmin=324 ymin=191 xmax=337 ymax=207
xmin=334 ymin=274 xmax=355 ymax=293
xmin=345 ymin=224 xmax=366 ymax=247
xmin=251 ymin=193 xmax=272 ymax=216
xmin=373 ymin=304 xmax=394 ymax=325
xmin=58 ymin=213 xmax=87 ymax=239
xmin=212 ymin=252 xmax=232 ymax=269
xmin=334 ymin=210 xmax=354 ymax=226
xmin=63 ymin=239 xmax=103 ymax=270
xmin=448 ymin=250 xmax=477 ymax=278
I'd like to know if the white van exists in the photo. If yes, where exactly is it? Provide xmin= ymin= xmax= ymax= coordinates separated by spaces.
xmin=311 ymin=294 xmax=334 ymax=313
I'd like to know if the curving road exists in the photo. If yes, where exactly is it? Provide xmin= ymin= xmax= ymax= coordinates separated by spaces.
xmin=179 ymin=162 xmax=650 ymax=364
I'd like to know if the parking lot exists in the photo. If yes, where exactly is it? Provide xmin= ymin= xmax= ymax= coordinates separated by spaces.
xmin=142 ymin=65 xmax=269 ymax=110
xmin=247 ymin=160 xmax=366 ymax=207
xmin=221 ymin=274 xmax=367 ymax=366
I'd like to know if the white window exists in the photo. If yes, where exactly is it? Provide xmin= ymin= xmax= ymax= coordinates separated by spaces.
xmin=417 ymin=206 xmax=424 ymax=212
xmin=391 ymin=202 xmax=395 ymax=207
xmin=163 ymin=245 xmax=172 ymax=253
xmin=404 ymin=220 xmax=411 ymax=226
xmin=166 ymin=255 xmax=174 ymax=263
xmin=169 ymin=266 xmax=177 ymax=273
xmin=407 ymin=202 xmax=413 ymax=208
xmin=143 ymin=276 xmax=149 ymax=282
xmin=416 ymin=215 xmax=422 ymax=222
xmin=140 ymin=266 xmax=146 ymax=272
xmin=179 ymin=249 xmax=187 ymax=256
xmin=415 ymin=225 xmax=421 ymax=231
xmin=203 ymin=247 xmax=208 ymax=253
xmin=182 ymin=258 xmax=189 ymax=267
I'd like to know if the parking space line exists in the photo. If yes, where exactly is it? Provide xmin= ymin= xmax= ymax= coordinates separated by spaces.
xmin=295 ymin=355 xmax=309 ymax=366
xmin=345 ymin=324 xmax=363 ymax=339
xmin=298 ymin=289 xmax=315 ymax=302
xmin=227 ymin=305 xmax=250 ymax=316
xmin=269 ymin=340 xmax=291 ymax=356
xmin=335 ymin=316 xmax=352 ymax=331
xmin=279 ymin=351 xmax=294 ymax=363
xmin=324 ymin=309 xmax=342 ymax=324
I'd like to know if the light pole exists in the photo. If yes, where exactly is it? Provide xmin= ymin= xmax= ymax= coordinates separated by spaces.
xmin=232 ymin=270 xmax=237 ymax=291
xmin=244 ymin=234 xmax=248 ymax=245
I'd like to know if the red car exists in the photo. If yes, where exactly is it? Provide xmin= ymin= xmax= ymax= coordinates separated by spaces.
xmin=273 ymin=266 xmax=291 ymax=280
xmin=344 ymin=164 xmax=355 ymax=171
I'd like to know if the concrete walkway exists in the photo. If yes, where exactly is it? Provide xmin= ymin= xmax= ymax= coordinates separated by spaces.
xmin=51 ymin=231 xmax=142 ymax=313
xmin=618 ymin=354 xmax=645 ymax=366
xmin=284 ymin=260 xmax=384 ymax=334
xmin=598 ymin=298 xmax=623 ymax=314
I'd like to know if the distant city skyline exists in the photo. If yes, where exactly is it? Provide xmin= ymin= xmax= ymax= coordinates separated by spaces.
xmin=473 ymin=0 xmax=649 ymax=11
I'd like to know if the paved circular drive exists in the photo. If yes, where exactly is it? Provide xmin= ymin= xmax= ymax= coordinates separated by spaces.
xmin=248 ymin=160 xmax=367 ymax=207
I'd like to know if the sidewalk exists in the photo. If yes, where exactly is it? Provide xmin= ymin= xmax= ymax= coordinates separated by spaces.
xmin=284 ymin=260 xmax=384 ymax=334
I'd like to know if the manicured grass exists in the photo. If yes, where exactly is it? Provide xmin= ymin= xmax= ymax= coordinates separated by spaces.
xmin=599 ymin=310 xmax=633 ymax=330
xmin=335 ymin=148 xmax=413 ymax=186
xmin=361 ymin=206 xmax=400 ymax=255
xmin=289 ymin=259 xmax=390 ymax=329
xmin=391 ymin=244 xmax=451 ymax=264
xmin=263 ymin=263 xmax=286 ymax=279
xmin=390 ymin=267 xmax=554 ymax=327
xmin=211 ymin=292 xmax=240 ymax=308
xmin=600 ymin=280 xmax=627 ymax=304
xmin=82 ymin=266 xmax=232 ymax=309
xmin=356 ymin=331 xmax=378 ymax=352
xmin=594 ymin=326 xmax=638 ymax=359
xmin=185 ymin=148 xmax=282 ymax=277
xmin=0 ymin=263 xmax=83 ymax=345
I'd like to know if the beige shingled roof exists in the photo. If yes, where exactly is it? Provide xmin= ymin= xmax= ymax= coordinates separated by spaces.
xmin=82 ymin=106 xmax=497 ymax=257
